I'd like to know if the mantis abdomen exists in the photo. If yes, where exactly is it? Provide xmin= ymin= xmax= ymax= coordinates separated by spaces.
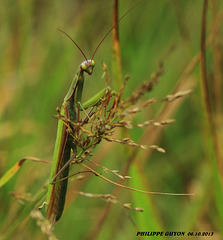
xmin=46 ymin=102 xmax=76 ymax=222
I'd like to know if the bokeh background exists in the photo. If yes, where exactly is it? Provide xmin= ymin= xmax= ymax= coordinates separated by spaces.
xmin=0 ymin=0 xmax=223 ymax=239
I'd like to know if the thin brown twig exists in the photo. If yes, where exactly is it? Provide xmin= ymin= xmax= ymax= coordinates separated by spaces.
xmin=200 ymin=0 xmax=221 ymax=169
xmin=78 ymin=162 xmax=194 ymax=196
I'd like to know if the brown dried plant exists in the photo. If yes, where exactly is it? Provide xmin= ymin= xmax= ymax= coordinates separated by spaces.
xmin=53 ymin=62 xmax=192 ymax=197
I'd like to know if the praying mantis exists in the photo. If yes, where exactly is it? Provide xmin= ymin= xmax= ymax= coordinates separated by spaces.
xmin=45 ymin=0 xmax=147 ymax=226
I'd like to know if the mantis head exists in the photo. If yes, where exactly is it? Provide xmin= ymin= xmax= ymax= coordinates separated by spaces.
xmin=80 ymin=60 xmax=95 ymax=75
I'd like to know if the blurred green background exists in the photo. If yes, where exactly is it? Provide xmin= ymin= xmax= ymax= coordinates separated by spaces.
xmin=0 ymin=0 xmax=223 ymax=239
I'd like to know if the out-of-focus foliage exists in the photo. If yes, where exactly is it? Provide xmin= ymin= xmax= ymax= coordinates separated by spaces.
xmin=0 ymin=0 xmax=222 ymax=239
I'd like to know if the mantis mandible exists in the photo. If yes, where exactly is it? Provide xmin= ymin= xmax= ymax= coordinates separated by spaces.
xmin=45 ymin=0 xmax=145 ymax=226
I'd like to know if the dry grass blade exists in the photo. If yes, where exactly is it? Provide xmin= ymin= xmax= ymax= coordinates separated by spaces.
xmin=79 ymin=162 xmax=194 ymax=196
xmin=77 ymin=191 xmax=143 ymax=212
xmin=135 ymin=119 xmax=175 ymax=128
xmin=161 ymin=90 xmax=192 ymax=102
xmin=123 ymin=64 xmax=164 ymax=107
xmin=86 ymin=159 xmax=131 ymax=180
xmin=0 ymin=157 xmax=51 ymax=188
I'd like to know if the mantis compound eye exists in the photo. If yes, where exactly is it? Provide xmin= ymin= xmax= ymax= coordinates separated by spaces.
xmin=80 ymin=62 xmax=87 ymax=70
xmin=91 ymin=60 xmax=95 ymax=67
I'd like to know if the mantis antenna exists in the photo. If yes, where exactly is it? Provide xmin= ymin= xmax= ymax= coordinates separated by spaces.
xmin=57 ymin=28 xmax=88 ymax=62
xmin=57 ymin=0 xmax=145 ymax=62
